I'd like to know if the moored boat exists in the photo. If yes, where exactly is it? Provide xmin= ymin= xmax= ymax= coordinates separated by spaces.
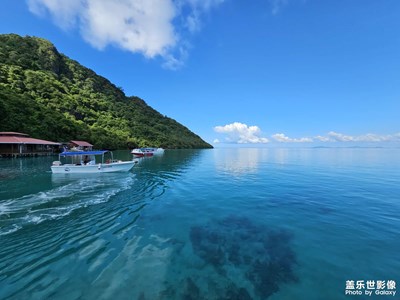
xmin=131 ymin=147 xmax=164 ymax=157
xmin=51 ymin=150 xmax=137 ymax=173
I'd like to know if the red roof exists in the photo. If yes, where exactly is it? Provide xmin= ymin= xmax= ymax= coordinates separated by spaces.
xmin=70 ymin=140 xmax=93 ymax=147
xmin=0 ymin=132 xmax=29 ymax=137
xmin=0 ymin=136 xmax=60 ymax=145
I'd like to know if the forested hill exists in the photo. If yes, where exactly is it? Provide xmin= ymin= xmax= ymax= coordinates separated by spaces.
xmin=0 ymin=34 xmax=212 ymax=149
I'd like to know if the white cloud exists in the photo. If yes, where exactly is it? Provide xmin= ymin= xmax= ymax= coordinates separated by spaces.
xmin=214 ymin=125 xmax=400 ymax=145
xmin=86 ymin=0 xmax=177 ymax=58
xmin=314 ymin=135 xmax=332 ymax=142
xmin=182 ymin=0 xmax=225 ymax=32
xmin=272 ymin=133 xmax=313 ymax=143
xmin=327 ymin=131 xmax=354 ymax=142
xmin=185 ymin=0 xmax=225 ymax=10
xmin=28 ymin=0 xmax=82 ymax=29
xmin=268 ymin=131 xmax=400 ymax=143
xmin=214 ymin=122 xmax=269 ymax=144
xmin=185 ymin=11 xmax=201 ymax=33
xmin=27 ymin=0 xmax=224 ymax=69
xmin=270 ymin=0 xmax=288 ymax=15
xmin=326 ymin=131 xmax=400 ymax=142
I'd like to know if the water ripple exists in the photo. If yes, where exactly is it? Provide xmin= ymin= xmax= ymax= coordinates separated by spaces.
xmin=0 ymin=174 xmax=134 ymax=236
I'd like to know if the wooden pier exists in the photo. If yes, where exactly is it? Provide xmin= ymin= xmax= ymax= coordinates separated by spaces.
xmin=0 ymin=152 xmax=57 ymax=158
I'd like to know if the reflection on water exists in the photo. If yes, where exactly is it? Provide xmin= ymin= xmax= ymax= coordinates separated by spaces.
xmin=214 ymin=148 xmax=264 ymax=175
xmin=214 ymin=147 xmax=400 ymax=176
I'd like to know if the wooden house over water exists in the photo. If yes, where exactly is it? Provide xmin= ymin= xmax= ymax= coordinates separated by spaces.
xmin=69 ymin=140 xmax=93 ymax=151
xmin=0 ymin=132 xmax=60 ymax=158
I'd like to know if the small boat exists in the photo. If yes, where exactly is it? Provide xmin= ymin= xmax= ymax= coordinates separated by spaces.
xmin=131 ymin=147 xmax=164 ymax=157
xmin=51 ymin=150 xmax=137 ymax=173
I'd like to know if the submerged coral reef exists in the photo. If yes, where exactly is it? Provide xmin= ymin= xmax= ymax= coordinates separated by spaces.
xmin=189 ymin=216 xmax=298 ymax=299
xmin=114 ymin=216 xmax=298 ymax=299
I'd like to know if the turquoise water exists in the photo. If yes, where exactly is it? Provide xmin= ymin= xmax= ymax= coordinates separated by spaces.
xmin=0 ymin=148 xmax=399 ymax=299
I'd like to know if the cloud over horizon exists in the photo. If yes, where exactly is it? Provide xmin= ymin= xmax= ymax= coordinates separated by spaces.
xmin=272 ymin=131 xmax=400 ymax=143
xmin=27 ymin=0 xmax=224 ymax=69
xmin=326 ymin=131 xmax=400 ymax=143
xmin=214 ymin=122 xmax=400 ymax=144
xmin=272 ymin=133 xmax=313 ymax=143
xmin=214 ymin=122 xmax=269 ymax=144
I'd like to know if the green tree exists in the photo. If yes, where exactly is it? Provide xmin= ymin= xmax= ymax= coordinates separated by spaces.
xmin=0 ymin=34 xmax=213 ymax=149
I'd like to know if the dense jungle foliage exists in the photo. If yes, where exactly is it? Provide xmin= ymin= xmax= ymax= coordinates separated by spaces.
xmin=0 ymin=34 xmax=212 ymax=149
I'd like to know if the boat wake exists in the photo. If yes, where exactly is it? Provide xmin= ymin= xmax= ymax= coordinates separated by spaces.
xmin=0 ymin=175 xmax=134 ymax=236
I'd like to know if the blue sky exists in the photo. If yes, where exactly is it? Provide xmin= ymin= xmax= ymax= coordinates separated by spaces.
xmin=1 ymin=0 xmax=399 ymax=146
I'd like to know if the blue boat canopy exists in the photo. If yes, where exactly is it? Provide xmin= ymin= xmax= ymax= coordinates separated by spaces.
xmin=59 ymin=150 xmax=109 ymax=156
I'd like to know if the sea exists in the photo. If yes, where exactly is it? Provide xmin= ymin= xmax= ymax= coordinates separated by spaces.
xmin=0 ymin=148 xmax=399 ymax=300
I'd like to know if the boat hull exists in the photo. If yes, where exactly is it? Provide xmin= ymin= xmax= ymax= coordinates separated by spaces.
xmin=51 ymin=161 xmax=135 ymax=173
xmin=131 ymin=148 xmax=164 ymax=157
xmin=132 ymin=152 xmax=153 ymax=157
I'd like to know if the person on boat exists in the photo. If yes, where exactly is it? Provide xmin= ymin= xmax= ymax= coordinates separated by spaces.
xmin=83 ymin=155 xmax=91 ymax=165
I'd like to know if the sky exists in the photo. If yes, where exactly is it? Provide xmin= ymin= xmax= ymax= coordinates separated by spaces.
xmin=0 ymin=0 xmax=399 ymax=147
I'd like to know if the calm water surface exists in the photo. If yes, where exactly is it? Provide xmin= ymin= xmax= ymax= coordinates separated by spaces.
xmin=0 ymin=148 xmax=399 ymax=300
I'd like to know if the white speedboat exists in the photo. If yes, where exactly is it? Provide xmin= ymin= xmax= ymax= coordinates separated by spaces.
xmin=131 ymin=147 xmax=164 ymax=157
xmin=51 ymin=150 xmax=137 ymax=173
